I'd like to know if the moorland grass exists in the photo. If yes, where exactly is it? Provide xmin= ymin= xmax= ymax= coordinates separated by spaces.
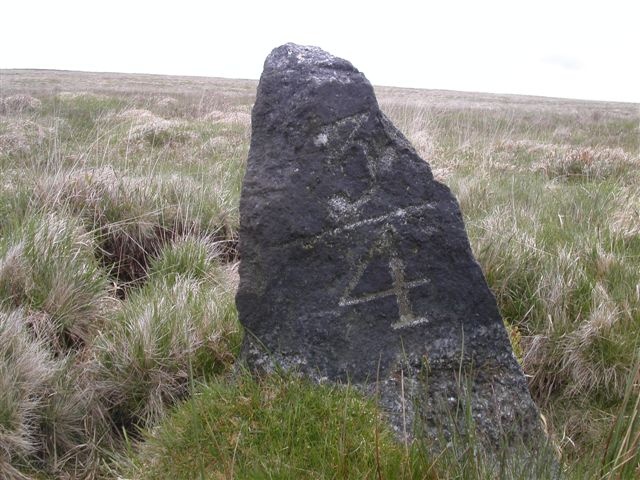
xmin=0 ymin=70 xmax=638 ymax=478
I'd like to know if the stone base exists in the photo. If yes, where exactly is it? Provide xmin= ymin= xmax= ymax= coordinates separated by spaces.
xmin=241 ymin=334 xmax=546 ymax=452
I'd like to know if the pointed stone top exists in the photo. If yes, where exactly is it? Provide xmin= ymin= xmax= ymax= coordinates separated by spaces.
xmin=252 ymin=43 xmax=379 ymax=146
xmin=264 ymin=43 xmax=357 ymax=74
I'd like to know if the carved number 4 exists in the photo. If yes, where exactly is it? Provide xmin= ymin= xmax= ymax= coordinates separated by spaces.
xmin=339 ymin=227 xmax=429 ymax=330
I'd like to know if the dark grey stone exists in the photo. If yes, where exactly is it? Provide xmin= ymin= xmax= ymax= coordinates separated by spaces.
xmin=236 ymin=43 xmax=544 ymax=447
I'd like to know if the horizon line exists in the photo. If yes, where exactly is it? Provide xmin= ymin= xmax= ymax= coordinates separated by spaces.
xmin=1 ymin=67 xmax=638 ymax=106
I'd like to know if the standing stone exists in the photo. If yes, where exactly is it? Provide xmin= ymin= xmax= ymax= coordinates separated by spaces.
xmin=237 ymin=43 xmax=543 ymax=446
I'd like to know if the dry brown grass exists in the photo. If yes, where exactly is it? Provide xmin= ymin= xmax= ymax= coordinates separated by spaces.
xmin=0 ymin=94 xmax=42 ymax=114
xmin=610 ymin=186 xmax=640 ymax=239
xmin=0 ymin=309 xmax=57 ymax=472
xmin=0 ymin=213 xmax=111 ymax=353
xmin=203 ymin=109 xmax=252 ymax=125
xmin=0 ymin=119 xmax=49 ymax=156
xmin=533 ymin=145 xmax=638 ymax=180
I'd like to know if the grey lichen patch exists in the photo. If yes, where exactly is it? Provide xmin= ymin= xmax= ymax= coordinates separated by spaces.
xmin=313 ymin=132 xmax=328 ymax=147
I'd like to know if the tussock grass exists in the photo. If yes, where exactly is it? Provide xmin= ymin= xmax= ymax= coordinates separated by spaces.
xmin=0 ymin=94 xmax=42 ymax=114
xmin=148 ymin=234 xmax=224 ymax=283
xmin=0 ymin=213 xmax=110 ymax=352
xmin=533 ymin=145 xmax=638 ymax=181
xmin=36 ymin=357 xmax=112 ymax=477
xmin=0 ymin=118 xmax=50 ymax=157
xmin=0 ymin=309 xmax=56 ymax=471
xmin=0 ymin=309 xmax=108 ymax=479
xmin=32 ymin=166 xmax=237 ymax=288
xmin=117 ymin=111 xmax=196 ymax=148
xmin=91 ymin=266 xmax=240 ymax=433
xmin=600 ymin=353 xmax=640 ymax=479
xmin=0 ymin=75 xmax=248 ymax=476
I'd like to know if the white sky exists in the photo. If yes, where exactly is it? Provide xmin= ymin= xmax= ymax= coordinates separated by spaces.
xmin=1 ymin=0 xmax=639 ymax=103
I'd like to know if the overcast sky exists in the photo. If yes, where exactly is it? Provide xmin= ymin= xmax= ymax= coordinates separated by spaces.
xmin=1 ymin=0 xmax=639 ymax=103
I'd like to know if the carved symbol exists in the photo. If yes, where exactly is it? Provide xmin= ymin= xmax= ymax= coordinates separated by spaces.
xmin=339 ymin=226 xmax=429 ymax=330
xmin=325 ymin=113 xmax=380 ymax=219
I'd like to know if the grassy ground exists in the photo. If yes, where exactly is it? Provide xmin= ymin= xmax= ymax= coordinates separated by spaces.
xmin=0 ymin=69 xmax=638 ymax=479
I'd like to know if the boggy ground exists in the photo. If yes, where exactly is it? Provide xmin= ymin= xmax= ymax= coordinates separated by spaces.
xmin=0 ymin=69 xmax=638 ymax=479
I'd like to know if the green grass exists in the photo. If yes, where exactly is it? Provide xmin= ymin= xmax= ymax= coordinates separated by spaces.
xmin=122 ymin=369 xmax=565 ymax=480
xmin=91 ymin=270 xmax=240 ymax=433
xmin=119 ymin=372 xmax=557 ymax=479
xmin=0 ymin=70 xmax=638 ymax=478
xmin=0 ymin=213 xmax=109 ymax=352
xmin=123 ymin=373 xmax=436 ymax=480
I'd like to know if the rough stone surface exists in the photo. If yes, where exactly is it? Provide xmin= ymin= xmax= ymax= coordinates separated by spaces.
xmin=237 ymin=43 xmax=544 ymax=446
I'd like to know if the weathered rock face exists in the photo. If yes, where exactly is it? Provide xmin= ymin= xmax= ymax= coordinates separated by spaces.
xmin=237 ymin=43 xmax=543 ymax=445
